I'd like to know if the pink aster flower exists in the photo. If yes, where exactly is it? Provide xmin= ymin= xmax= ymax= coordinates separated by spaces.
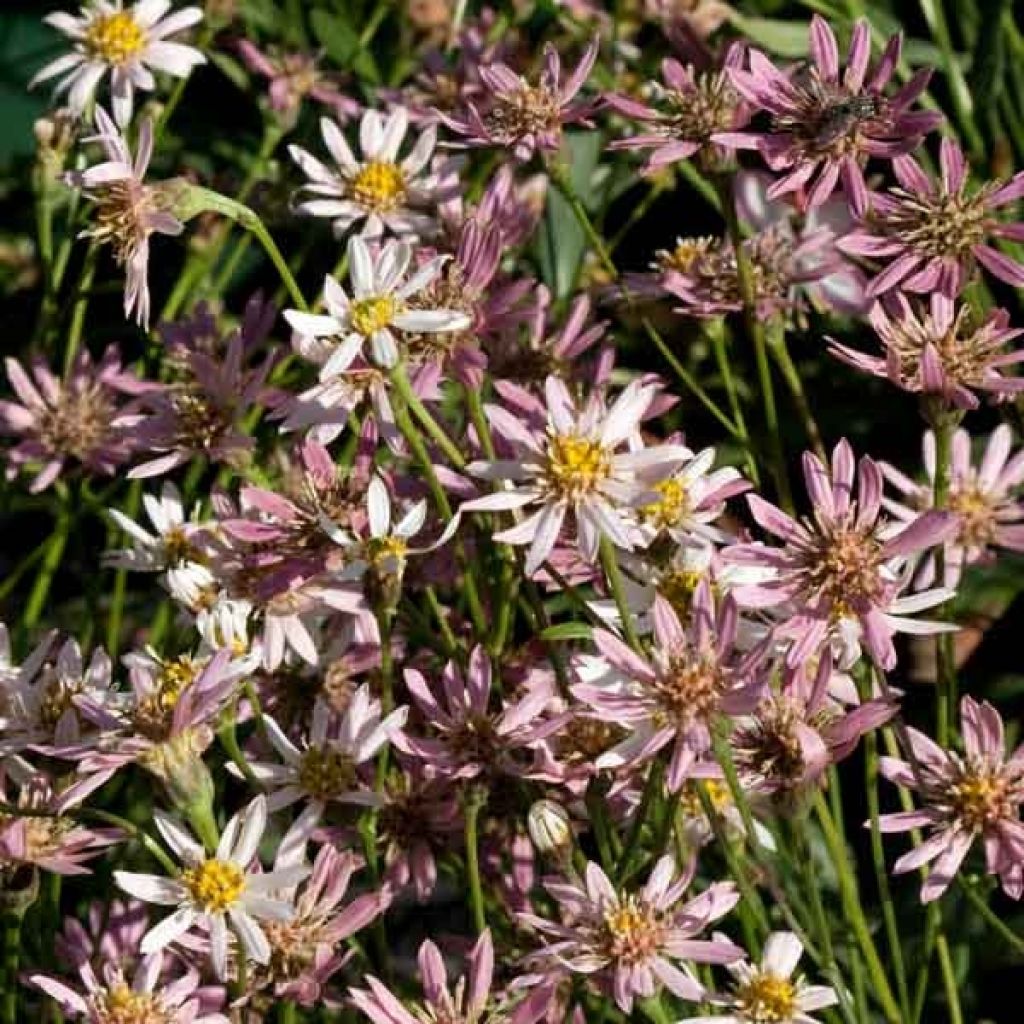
xmin=239 ymin=688 xmax=407 ymax=823
xmin=32 ymin=0 xmax=205 ymax=126
xmin=441 ymin=38 xmax=600 ymax=162
xmin=68 ymin=107 xmax=184 ymax=327
xmin=840 ymin=137 xmax=1024 ymax=297
xmin=521 ymin=857 xmax=742 ymax=1013
xmin=573 ymin=585 xmax=764 ymax=790
xmin=829 ymin=293 xmax=1024 ymax=408
xmin=878 ymin=696 xmax=1024 ymax=902
xmin=350 ymin=929 xmax=549 ymax=1024
xmin=55 ymin=898 xmax=149 ymax=972
xmin=461 ymin=376 xmax=688 ymax=574
xmin=0 ymin=345 xmax=144 ymax=492
xmin=30 ymin=950 xmax=228 ymax=1024
xmin=397 ymin=645 xmax=558 ymax=779
xmin=606 ymin=45 xmax=751 ymax=173
xmin=881 ymin=425 xmax=1024 ymax=587
xmin=725 ymin=439 xmax=958 ymax=670
xmin=682 ymin=931 xmax=838 ymax=1023
xmin=720 ymin=16 xmax=941 ymax=211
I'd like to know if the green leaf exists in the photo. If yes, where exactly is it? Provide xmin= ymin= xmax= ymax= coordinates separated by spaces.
xmin=207 ymin=51 xmax=249 ymax=93
xmin=540 ymin=622 xmax=594 ymax=643
xmin=728 ymin=15 xmax=809 ymax=58
xmin=310 ymin=8 xmax=380 ymax=84
xmin=0 ymin=15 xmax=58 ymax=162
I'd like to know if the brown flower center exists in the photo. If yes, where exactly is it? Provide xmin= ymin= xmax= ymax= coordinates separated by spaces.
xmin=297 ymin=745 xmax=357 ymax=799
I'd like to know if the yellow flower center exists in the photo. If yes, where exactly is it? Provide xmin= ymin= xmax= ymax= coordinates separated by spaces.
xmin=97 ymin=982 xmax=170 ymax=1024
xmin=949 ymin=485 xmax=998 ymax=548
xmin=656 ymin=568 xmax=705 ymax=618
xmin=182 ymin=858 xmax=245 ymax=912
xmin=367 ymin=534 xmax=408 ymax=566
xmin=297 ymin=746 xmax=357 ymax=800
xmin=641 ymin=477 xmax=691 ymax=529
xmin=350 ymin=295 xmax=399 ymax=337
xmin=545 ymin=433 xmax=611 ymax=500
xmin=351 ymin=161 xmax=407 ymax=212
xmin=680 ymin=777 xmax=731 ymax=818
xmin=736 ymin=973 xmax=798 ymax=1022
xmin=84 ymin=12 xmax=147 ymax=65
xmin=949 ymin=768 xmax=1011 ymax=831
xmin=601 ymin=896 xmax=666 ymax=965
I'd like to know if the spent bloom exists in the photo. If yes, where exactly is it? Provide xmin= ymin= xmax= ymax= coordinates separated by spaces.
xmin=284 ymin=235 xmax=471 ymax=373
xmin=0 ymin=346 xmax=143 ymax=492
xmin=68 ymin=108 xmax=184 ymax=327
xmin=30 ymin=950 xmax=228 ymax=1024
xmin=682 ymin=931 xmax=838 ymax=1024
xmin=33 ymin=0 xmax=205 ymax=126
xmin=879 ymin=696 xmax=1024 ymax=902
xmin=829 ymin=293 xmax=1024 ymax=408
xmin=522 ymin=857 xmax=742 ymax=1013
xmin=289 ymin=107 xmax=449 ymax=240
xmin=461 ymin=376 xmax=688 ymax=574
xmin=840 ymin=137 xmax=1024 ymax=298
xmin=441 ymin=38 xmax=599 ymax=161
xmin=726 ymin=439 xmax=957 ymax=670
xmin=881 ymin=425 xmax=1024 ymax=587
xmin=721 ymin=16 xmax=940 ymax=211
xmin=115 ymin=795 xmax=309 ymax=979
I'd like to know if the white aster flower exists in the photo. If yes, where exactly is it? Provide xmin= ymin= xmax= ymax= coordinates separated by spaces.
xmin=114 ymin=795 xmax=310 ymax=980
xmin=461 ymin=376 xmax=689 ymax=574
xmin=283 ymin=234 xmax=470 ymax=373
xmin=33 ymin=0 xmax=206 ymax=126
xmin=682 ymin=931 xmax=839 ymax=1024
xmin=104 ymin=480 xmax=204 ymax=571
xmin=289 ymin=106 xmax=448 ymax=240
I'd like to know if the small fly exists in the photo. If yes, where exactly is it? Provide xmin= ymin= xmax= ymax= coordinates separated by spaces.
xmin=812 ymin=93 xmax=884 ymax=147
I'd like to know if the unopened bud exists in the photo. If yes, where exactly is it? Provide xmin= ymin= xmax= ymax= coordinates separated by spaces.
xmin=528 ymin=800 xmax=573 ymax=858
xmin=141 ymin=727 xmax=216 ymax=818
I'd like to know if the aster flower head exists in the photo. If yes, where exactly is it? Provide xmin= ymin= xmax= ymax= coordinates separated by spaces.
xmin=284 ymin=235 xmax=471 ymax=373
xmin=68 ymin=107 xmax=184 ymax=327
xmin=522 ymin=856 xmax=742 ymax=1013
xmin=103 ymin=481 xmax=206 ymax=572
xmin=830 ymin=293 xmax=1024 ymax=409
xmin=30 ymin=949 xmax=228 ymax=1024
xmin=573 ymin=585 xmax=763 ymax=790
xmin=607 ymin=45 xmax=750 ymax=173
xmin=721 ymin=16 xmax=941 ymax=211
xmin=461 ymin=376 xmax=689 ymax=574
xmin=114 ymin=794 xmax=310 ymax=979
xmin=289 ymin=106 xmax=451 ymax=240
xmin=726 ymin=439 xmax=958 ymax=670
xmin=840 ymin=137 xmax=1024 ymax=297
xmin=878 ymin=696 xmax=1024 ymax=902
xmin=0 ymin=345 xmax=143 ymax=492
xmin=442 ymin=37 xmax=600 ymax=162
xmin=683 ymin=931 xmax=838 ymax=1023
xmin=881 ymin=425 xmax=1024 ymax=587
xmin=32 ymin=0 xmax=205 ymax=126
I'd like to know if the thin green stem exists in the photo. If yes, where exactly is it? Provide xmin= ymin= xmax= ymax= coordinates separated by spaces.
xmin=767 ymin=326 xmax=826 ymax=463
xmin=599 ymin=538 xmax=641 ymax=651
xmin=935 ymin=931 xmax=964 ymax=1024
xmin=64 ymin=242 xmax=98 ymax=374
xmin=707 ymin=320 xmax=759 ymax=484
xmin=615 ymin=759 xmax=663 ymax=884
xmin=2 ymin=910 xmax=22 ymax=1024
xmin=22 ymin=505 xmax=69 ymax=631
xmin=391 ymin=365 xmax=466 ymax=469
xmin=957 ymin=877 xmax=1024 ymax=955
xmin=464 ymin=790 xmax=487 ymax=934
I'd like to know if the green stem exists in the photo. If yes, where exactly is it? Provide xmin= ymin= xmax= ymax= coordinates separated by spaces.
xmin=767 ymin=325 xmax=827 ymax=463
xmin=64 ymin=243 xmax=98 ymax=374
xmin=2 ymin=910 xmax=22 ymax=1024
xmin=615 ymin=759 xmax=663 ymax=884
xmin=464 ymin=790 xmax=487 ymax=934
xmin=957 ymin=877 xmax=1024 ymax=955
xmin=106 ymin=481 xmax=141 ymax=658
xmin=186 ymin=801 xmax=220 ymax=855
xmin=599 ymin=537 xmax=641 ymax=651
xmin=707 ymin=319 xmax=759 ymax=484
xmin=391 ymin=365 xmax=466 ymax=469
xmin=22 ymin=505 xmax=69 ymax=631
xmin=935 ymin=932 xmax=964 ymax=1024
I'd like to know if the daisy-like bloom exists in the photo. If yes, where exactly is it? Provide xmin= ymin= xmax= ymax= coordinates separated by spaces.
xmin=879 ymin=696 xmax=1024 ymax=901
xmin=521 ymin=857 xmax=742 ymax=1013
xmin=350 ymin=928 xmax=550 ymax=1024
xmin=104 ymin=481 xmax=206 ymax=571
xmin=289 ymin=106 xmax=449 ymax=240
xmin=114 ymin=795 xmax=310 ymax=979
xmin=606 ymin=46 xmax=750 ymax=173
xmin=573 ymin=586 xmax=763 ymax=790
xmin=441 ymin=38 xmax=600 ymax=162
xmin=0 ymin=346 xmax=143 ymax=492
xmin=32 ymin=1 xmax=205 ymax=126
xmin=55 ymin=898 xmax=149 ymax=972
xmin=238 ymin=688 xmax=407 ymax=822
xmin=30 ymin=950 xmax=228 ymax=1024
xmin=661 ymin=225 xmax=840 ymax=320
xmin=635 ymin=445 xmax=749 ymax=548
xmin=840 ymin=137 xmax=1024 ymax=298
xmin=829 ymin=293 xmax=1024 ymax=409
xmin=68 ymin=108 xmax=184 ymax=327
xmin=461 ymin=376 xmax=689 ymax=574
xmin=725 ymin=439 xmax=958 ymax=671
xmin=682 ymin=931 xmax=838 ymax=1023
xmin=397 ymin=646 xmax=559 ymax=780
xmin=719 ymin=16 xmax=941 ymax=211
xmin=881 ymin=425 xmax=1024 ymax=587
xmin=284 ymin=235 xmax=471 ymax=373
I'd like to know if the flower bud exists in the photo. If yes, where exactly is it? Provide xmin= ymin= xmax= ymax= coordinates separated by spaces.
xmin=140 ymin=726 xmax=216 ymax=819
xmin=528 ymin=799 xmax=573 ymax=858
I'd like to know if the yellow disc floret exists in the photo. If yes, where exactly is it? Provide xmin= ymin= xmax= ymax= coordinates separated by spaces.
xmin=351 ymin=161 xmax=407 ymax=212
xmin=97 ymin=982 xmax=171 ymax=1024
xmin=182 ymin=858 xmax=245 ymax=912
xmin=85 ymin=12 xmax=146 ymax=65
xmin=545 ymin=433 xmax=611 ymax=500
xmin=736 ymin=973 xmax=798 ymax=1023
xmin=350 ymin=295 xmax=399 ymax=337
